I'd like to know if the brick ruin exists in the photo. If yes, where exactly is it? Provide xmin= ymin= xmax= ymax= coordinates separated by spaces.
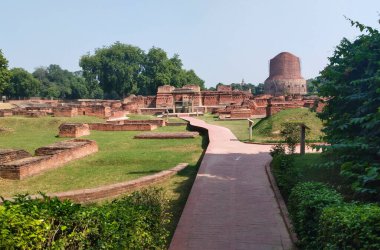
xmin=0 ymin=139 xmax=98 ymax=180
xmin=264 ymin=52 xmax=307 ymax=96
xmin=59 ymin=123 xmax=91 ymax=138
xmin=88 ymin=123 xmax=157 ymax=131
xmin=0 ymin=51 xmax=324 ymax=121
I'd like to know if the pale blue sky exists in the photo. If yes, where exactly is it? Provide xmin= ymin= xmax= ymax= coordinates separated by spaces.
xmin=1 ymin=0 xmax=379 ymax=87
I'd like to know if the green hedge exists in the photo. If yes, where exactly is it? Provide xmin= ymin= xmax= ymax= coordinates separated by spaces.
xmin=0 ymin=188 xmax=169 ymax=249
xmin=271 ymin=154 xmax=299 ymax=199
xmin=288 ymin=182 xmax=343 ymax=249
xmin=319 ymin=204 xmax=380 ymax=249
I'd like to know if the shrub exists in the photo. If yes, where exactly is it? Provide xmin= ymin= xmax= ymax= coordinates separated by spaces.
xmin=280 ymin=122 xmax=301 ymax=154
xmin=288 ymin=182 xmax=343 ymax=249
xmin=0 ymin=188 xmax=170 ymax=249
xmin=269 ymin=143 xmax=286 ymax=157
xmin=319 ymin=203 xmax=380 ymax=249
xmin=271 ymin=154 xmax=299 ymax=199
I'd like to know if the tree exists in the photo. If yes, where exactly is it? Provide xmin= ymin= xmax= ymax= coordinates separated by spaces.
xmin=306 ymin=78 xmax=319 ymax=94
xmin=80 ymin=42 xmax=205 ymax=97
xmin=184 ymin=69 xmax=205 ymax=89
xmin=6 ymin=68 xmax=41 ymax=98
xmin=0 ymin=50 xmax=11 ymax=95
xmin=317 ymin=19 xmax=380 ymax=200
xmin=33 ymin=65 xmax=91 ymax=99
xmin=141 ymin=47 xmax=172 ymax=95
xmin=80 ymin=42 xmax=145 ymax=99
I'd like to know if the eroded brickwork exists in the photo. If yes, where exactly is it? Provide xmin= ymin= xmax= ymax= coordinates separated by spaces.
xmin=0 ymin=139 xmax=98 ymax=180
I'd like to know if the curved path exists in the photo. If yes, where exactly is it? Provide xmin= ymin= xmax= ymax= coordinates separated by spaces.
xmin=170 ymin=117 xmax=293 ymax=250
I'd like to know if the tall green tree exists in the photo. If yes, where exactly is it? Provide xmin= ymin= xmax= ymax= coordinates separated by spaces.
xmin=80 ymin=42 xmax=145 ymax=98
xmin=80 ymin=42 xmax=205 ymax=97
xmin=317 ymin=19 xmax=380 ymax=200
xmin=184 ymin=69 xmax=205 ymax=89
xmin=6 ymin=68 xmax=41 ymax=98
xmin=33 ymin=65 xmax=91 ymax=99
xmin=141 ymin=47 xmax=172 ymax=95
xmin=0 ymin=50 xmax=11 ymax=95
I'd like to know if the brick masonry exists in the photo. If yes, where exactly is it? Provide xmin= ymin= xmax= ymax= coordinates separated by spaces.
xmin=1 ymin=163 xmax=189 ymax=204
xmin=134 ymin=131 xmax=199 ymax=139
xmin=0 ymin=139 xmax=98 ymax=180
xmin=59 ymin=123 xmax=91 ymax=138
xmin=88 ymin=123 xmax=157 ymax=131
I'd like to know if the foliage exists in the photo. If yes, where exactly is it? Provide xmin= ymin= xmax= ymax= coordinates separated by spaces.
xmin=317 ymin=19 xmax=380 ymax=200
xmin=80 ymin=42 xmax=204 ymax=98
xmin=272 ymin=154 xmax=298 ymax=199
xmin=33 ymin=65 xmax=94 ymax=99
xmin=306 ymin=78 xmax=319 ymax=94
xmin=4 ymin=68 xmax=40 ymax=98
xmin=0 ymin=49 xmax=11 ymax=95
xmin=288 ymin=182 xmax=343 ymax=249
xmin=280 ymin=122 xmax=301 ymax=154
xmin=319 ymin=203 xmax=380 ymax=249
xmin=0 ymin=189 xmax=170 ymax=249
xmin=269 ymin=143 xmax=286 ymax=157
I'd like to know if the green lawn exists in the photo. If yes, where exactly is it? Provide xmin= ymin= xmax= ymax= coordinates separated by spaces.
xmin=0 ymin=116 xmax=204 ymax=197
xmin=198 ymin=108 xmax=324 ymax=142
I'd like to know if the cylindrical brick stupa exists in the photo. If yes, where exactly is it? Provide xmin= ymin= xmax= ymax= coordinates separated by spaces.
xmin=264 ymin=52 xmax=307 ymax=96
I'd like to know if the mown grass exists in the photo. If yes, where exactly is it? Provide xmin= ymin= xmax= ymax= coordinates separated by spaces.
xmin=0 ymin=116 xmax=204 ymax=197
xmin=198 ymin=108 xmax=324 ymax=142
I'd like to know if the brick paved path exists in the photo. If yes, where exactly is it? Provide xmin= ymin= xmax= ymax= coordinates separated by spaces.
xmin=170 ymin=117 xmax=293 ymax=250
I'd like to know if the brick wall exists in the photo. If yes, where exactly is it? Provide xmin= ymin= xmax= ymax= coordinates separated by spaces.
xmin=0 ymin=139 xmax=98 ymax=180
xmin=0 ymin=149 xmax=31 ymax=164
xmin=88 ymin=123 xmax=157 ymax=131
xmin=59 ymin=123 xmax=91 ymax=138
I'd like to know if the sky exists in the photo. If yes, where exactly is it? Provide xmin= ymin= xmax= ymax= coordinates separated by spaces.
xmin=0 ymin=0 xmax=379 ymax=88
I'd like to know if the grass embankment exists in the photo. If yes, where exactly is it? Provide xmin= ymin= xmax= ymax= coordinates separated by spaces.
xmin=199 ymin=108 xmax=323 ymax=142
xmin=0 ymin=116 xmax=204 ymax=197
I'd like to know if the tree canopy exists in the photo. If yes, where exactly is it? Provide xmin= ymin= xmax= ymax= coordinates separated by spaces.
xmin=79 ymin=42 xmax=205 ymax=98
xmin=317 ymin=19 xmax=380 ymax=200
xmin=0 ymin=50 xmax=11 ymax=95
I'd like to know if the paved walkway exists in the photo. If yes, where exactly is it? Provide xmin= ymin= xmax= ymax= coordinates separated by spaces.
xmin=170 ymin=117 xmax=293 ymax=250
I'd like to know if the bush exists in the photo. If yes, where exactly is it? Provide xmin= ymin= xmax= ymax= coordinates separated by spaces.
xmin=269 ymin=143 xmax=286 ymax=157
xmin=319 ymin=203 xmax=380 ymax=249
xmin=288 ymin=182 xmax=343 ymax=249
xmin=0 ymin=188 xmax=170 ymax=249
xmin=272 ymin=154 xmax=299 ymax=199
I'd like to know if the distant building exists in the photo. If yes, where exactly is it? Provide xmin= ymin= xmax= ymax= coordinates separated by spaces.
xmin=264 ymin=52 xmax=307 ymax=96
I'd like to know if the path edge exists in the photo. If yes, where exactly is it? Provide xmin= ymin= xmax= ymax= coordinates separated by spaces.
xmin=265 ymin=160 xmax=299 ymax=247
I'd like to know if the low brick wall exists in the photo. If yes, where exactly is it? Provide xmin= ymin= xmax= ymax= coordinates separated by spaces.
xmin=1 ymin=163 xmax=189 ymax=203
xmin=0 ymin=110 xmax=13 ymax=117
xmin=0 ymin=139 xmax=98 ymax=180
xmin=53 ymin=107 xmax=78 ymax=117
xmin=124 ymin=119 xmax=166 ymax=127
xmin=89 ymin=123 xmax=157 ymax=131
xmin=139 ymin=108 xmax=167 ymax=115
xmin=230 ymin=109 xmax=251 ymax=119
xmin=134 ymin=132 xmax=199 ymax=139
xmin=0 ymin=149 xmax=31 ymax=164
xmin=59 ymin=123 xmax=90 ymax=138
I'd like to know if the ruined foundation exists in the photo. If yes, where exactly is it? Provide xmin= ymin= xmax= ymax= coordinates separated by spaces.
xmin=59 ymin=123 xmax=91 ymax=138
xmin=88 ymin=123 xmax=157 ymax=131
xmin=0 ymin=139 xmax=98 ymax=180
